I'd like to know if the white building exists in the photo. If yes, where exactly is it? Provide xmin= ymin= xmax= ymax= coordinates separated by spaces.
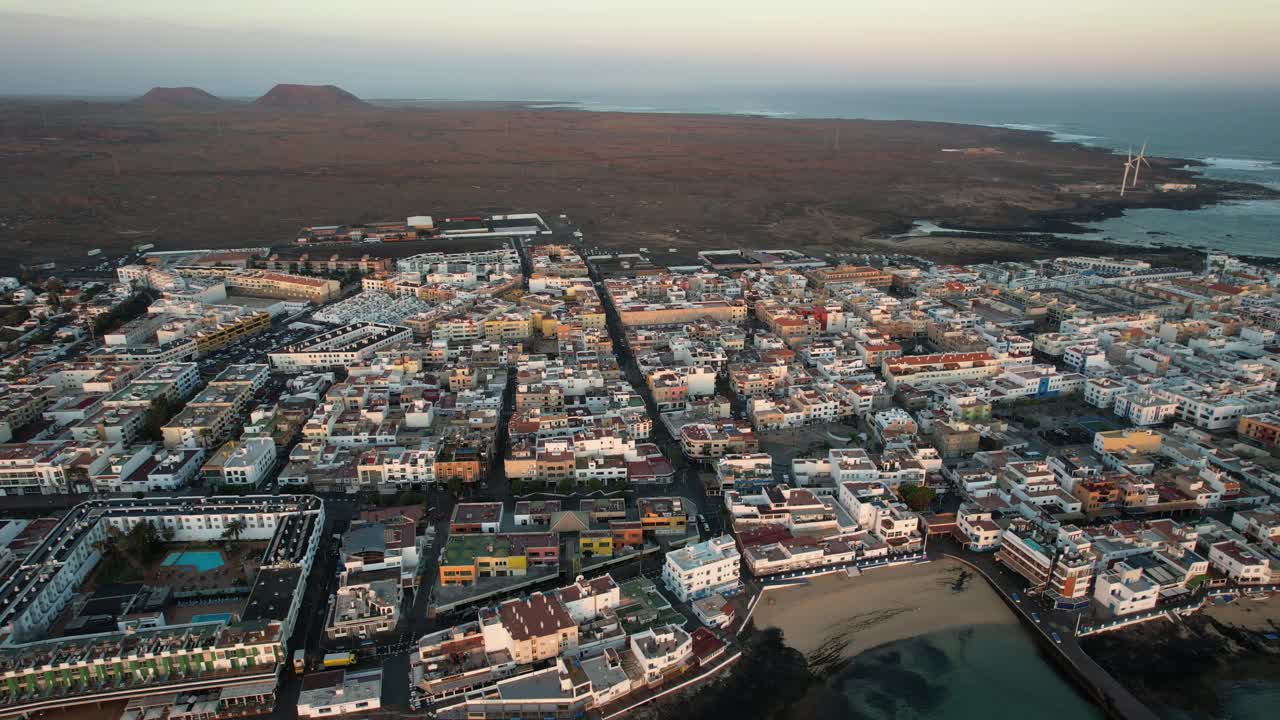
xmin=661 ymin=535 xmax=741 ymax=602
xmin=204 ymin=437 xmax=277 ymax=487
xmin=557 ymin=574 xmax=621 ymax=624
xmin=1207 ymin=540 xmax=1273 ymax=585
xmin=956 ymin=509 xmax=1003 ymax=551
xmin=269 ymin=322 xmax=411 ymax=372
xmin=1093 ymin=562 xmax=1159 ymax=616
xmin=629 ymin=625 xmax=694 ymax=686
xmin=92 ymin=445 xmax=206 ymax=493
xmin=297 ymin=669 xmax=383 ymax=718
xmin=1084 ymin=377 xmax=1125 ymax=410
xmin=1113 ymin=392 xmax=1178 ymax=427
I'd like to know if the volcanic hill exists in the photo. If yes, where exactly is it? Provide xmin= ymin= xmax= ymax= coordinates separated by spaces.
xmin=135 ymin=86 xmax=225 ymax=108
xmin=252 ymin=84 xmax=367 ymax=110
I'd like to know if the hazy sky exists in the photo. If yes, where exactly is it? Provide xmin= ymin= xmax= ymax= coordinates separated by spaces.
xmin=2 ymin=1 xmax=1277 ymax=97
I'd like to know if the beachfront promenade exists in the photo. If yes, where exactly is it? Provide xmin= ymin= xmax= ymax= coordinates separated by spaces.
xmin=933 ymin=541 xmax=1160 ymax=720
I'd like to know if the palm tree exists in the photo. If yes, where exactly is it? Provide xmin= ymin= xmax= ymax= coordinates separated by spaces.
xmin=222 ymin=518 xmax=247 ymax=543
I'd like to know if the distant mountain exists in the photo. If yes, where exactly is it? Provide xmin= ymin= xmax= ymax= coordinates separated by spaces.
xmin=136 ymin=86 xmax=225 ymax=108
xmin=252 ymin=84 xmax=367 ymax=110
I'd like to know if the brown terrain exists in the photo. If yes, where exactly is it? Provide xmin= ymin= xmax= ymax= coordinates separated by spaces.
xmin=0 ymin=89 xmax=1271 ymax=268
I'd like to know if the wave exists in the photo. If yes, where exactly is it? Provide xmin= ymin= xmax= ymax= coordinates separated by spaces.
xmin=1051 ymin=133 xmax=1102 ymax=144
xmin=992 ymin=123 xmax=1105 ymax=147
xmin=1201 ymin=157 xmax=1278 ymax=171
xmin=731 ymin=109 xmax=796 ymax=118
xmin=999 ymin=123 xmax=1052 ymax=132
xmin=537 ymin=100 xmax=796 ymax=118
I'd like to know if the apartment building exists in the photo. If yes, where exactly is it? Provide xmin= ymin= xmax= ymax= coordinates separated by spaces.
xmin=221 ymin=270 xmax=340 ymax=304
xmin=1207 ymin=540 xmax=1274 ymax=585
xmin=661 ymin=535 xmax=741 ymax=602
xmin=201 ymin=437 xmax=277 ymax=487
xmin=1093 ymin=562 xmax=1159 ymax=616
xmin=0 ymin=496 xmax=323 ymax=715
xmin=479 ymin=592 xmax=579 ymax=664
xmin=881 ymin=352 xmax=1002 ymax=391
xmin=637 ymin=497 xmax=689 ymax=536
xmin=1238 ymin=412 xmax=1280 ymax=449
xmin=298 ymin=669 xmax=383 ymax=718
xmin=615 ymin=301 xmax=747 ymax=328
xmin=269 ymin=322 xmax=412 ymax=372
xmin=995 ymin=522 xmax=1096 ymax=607
xmin=437 ymin=533 xmax=558 ymax=587
xmin=955 ymin=508 xmax=1003 ymax=551
xmin=324 ymin=578 xmax=401 ymax=640
xmin=0 ymin=441 xmax=112 ymax=496
xmin=677 ymin=421 xmax=758 ymax=461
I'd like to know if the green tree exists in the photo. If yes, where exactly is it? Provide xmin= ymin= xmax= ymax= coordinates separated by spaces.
xmin=509 ymin=478 xmax=525 ymax=495
xmin=587 ymin=479 xmax=605 ymax=493
xmin=95 ymin=522 xmax=168 ymax=582
xmin=143 ymin=396 xmax=176 ymax=441
xmin=898 ymin=483 xmax=937 ymax=512
xmin=556 ymin=477 xmax=574 ymax=494
xmin=221 ymin=518 xmax=247 ymax=543
xmin=447 ymin=476 xmax=464 ymax=496
xmin=396 ymin=490 xmax=425 ymax=506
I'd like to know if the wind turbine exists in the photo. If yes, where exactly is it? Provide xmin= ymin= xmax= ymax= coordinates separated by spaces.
xmin=1121 ymin=146 xmax=1134 ymax=196
xmin=1130 ymin=140 xmax=1152 ymax=189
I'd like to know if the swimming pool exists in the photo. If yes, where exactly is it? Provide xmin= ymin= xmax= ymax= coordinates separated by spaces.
xmin=161 ymin=550 xmax=226 ymax=572
xmin=191 ymin=612 xmax=233 ymax=625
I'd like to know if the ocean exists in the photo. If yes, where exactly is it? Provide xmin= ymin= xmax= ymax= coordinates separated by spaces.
xmin=798 ymin=624 xmax=1104 ymax=720
xmin=538 ymin=88 xmax=1280 ymax=257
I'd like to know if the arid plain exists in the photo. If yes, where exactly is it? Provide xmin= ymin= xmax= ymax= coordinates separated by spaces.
xmin=0 ymin=94 xmax=1260 ymax=267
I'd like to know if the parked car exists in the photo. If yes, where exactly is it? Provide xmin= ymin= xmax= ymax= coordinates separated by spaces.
xmin=1051 ymin=632 xmax=1062 ymax=644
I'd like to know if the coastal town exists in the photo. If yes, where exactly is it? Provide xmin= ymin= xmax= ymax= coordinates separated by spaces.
xmin=1 ymin=211 xmax=1280 ymax=720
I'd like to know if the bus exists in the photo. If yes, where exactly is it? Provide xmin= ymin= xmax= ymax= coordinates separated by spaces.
xmin=322 ymin=652 xmax=356 ymax=668
xmin=292 ymin=649 xmax=306 ymax=675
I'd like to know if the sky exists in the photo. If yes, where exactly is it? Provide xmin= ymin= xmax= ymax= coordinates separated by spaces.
xmin=1 ymin=1 xmax=1277 ymax=97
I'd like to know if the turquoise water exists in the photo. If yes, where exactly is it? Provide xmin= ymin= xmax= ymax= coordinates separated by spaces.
xmin=161 ymin=550 xmax=225 ymax=572
xmin=191 ymin=612 xmax=233 ymax=625
xmin=1160 ymin=679 xmax=1280 ymax=720
xmin=802 ymin=624 xmax=1104 ymax=720
xmin=1214 ymin=680 xmax=1280 ymax=720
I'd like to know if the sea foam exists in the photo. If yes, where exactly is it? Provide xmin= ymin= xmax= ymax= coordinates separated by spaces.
xmin=1202 ymin=157 xmax=1277 ymax=171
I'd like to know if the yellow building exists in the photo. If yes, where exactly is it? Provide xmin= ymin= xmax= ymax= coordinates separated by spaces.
xmin=438 ymin=535 xmax=529 ymax=587
xmin=483 ymin=315 xmax=534 ymax=341
xmin=194 ymin=311 xmax=270 ymax=357
xmin=580 ymin=531 xmax=614 ymax=558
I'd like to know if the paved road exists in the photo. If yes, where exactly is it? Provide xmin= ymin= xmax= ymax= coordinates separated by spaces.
xmin=272 ymin=496 xmax=354 ymax=718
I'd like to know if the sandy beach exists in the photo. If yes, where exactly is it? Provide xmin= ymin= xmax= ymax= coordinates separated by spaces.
xmin=1201 ymin=593 xmax=1280 ymax=632
xmin=752 ymin=559 xmax=1016 ymax=661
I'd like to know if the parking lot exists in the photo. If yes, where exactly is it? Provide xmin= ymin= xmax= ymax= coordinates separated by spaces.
xmin=197 ymin=315 xmax=318 ymax=375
